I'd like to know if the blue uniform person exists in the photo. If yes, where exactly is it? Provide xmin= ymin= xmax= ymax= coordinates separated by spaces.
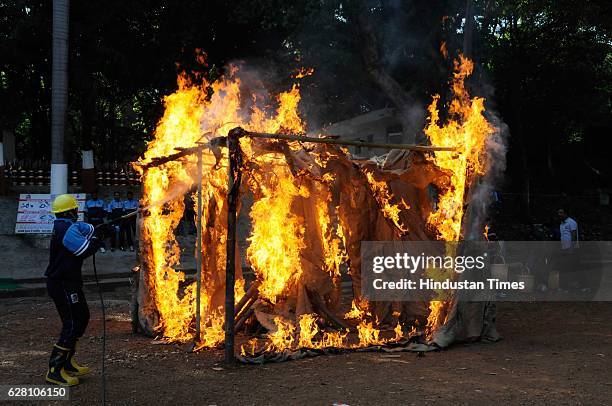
xmin=106 ymin=191 xmax=125 ymax=251
xmin=122 ymin=191 xmax=138 ymax=252
xmin=85 ymin=191 xmax=107 ymax=253
xmin=45 ymin=194 xmax=108 ymax=386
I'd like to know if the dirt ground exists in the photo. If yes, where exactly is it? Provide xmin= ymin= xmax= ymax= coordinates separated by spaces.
xmin=1 ymin=288 xmax=611 ymax=405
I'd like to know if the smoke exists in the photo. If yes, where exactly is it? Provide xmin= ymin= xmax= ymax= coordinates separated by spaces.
xmin=142 ymin=179 xmax=193 ymax=211
xmin=464 ymin=110 xmax=509 ymax=240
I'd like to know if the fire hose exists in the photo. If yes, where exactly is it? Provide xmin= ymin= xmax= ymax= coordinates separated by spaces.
xmin=91 ymin=209 xmax=139 ymax=404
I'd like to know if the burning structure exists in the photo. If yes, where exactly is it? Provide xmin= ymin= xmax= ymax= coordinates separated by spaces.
xmin=132 ymin=55 xmax=501 ymax=363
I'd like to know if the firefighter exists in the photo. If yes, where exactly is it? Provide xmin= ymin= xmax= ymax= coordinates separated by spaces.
xmin=45 ymin=194 xmax=109 ymax=386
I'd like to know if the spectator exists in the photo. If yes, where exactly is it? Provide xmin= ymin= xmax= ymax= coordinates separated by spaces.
xmin=558 ymin=208 xmax=579 ymax=249
xmin=106 ymin=191 xmax=125 ymax=251
xmin=84 ymin=191 xmax=106 ymax=253
xmin=557 ymin=208 xmax=581 ymax=290
xmin=122 ymin=191 xmax=138 ymax=252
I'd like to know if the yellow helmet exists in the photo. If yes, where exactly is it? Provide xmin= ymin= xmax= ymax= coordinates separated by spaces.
xmin=51 ymin=194 xmax=79 ymax=213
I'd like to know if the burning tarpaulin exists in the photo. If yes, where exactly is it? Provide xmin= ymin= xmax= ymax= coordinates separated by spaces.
xmin=132 ymin=55 xmax=501 ymax=362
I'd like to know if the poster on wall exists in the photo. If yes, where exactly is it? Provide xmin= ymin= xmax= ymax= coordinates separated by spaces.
xmin=15 ymin=194 xmax=86 ymax=234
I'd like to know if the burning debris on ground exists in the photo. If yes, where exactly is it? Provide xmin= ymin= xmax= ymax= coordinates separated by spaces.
xmin=130 ymin=54 xmax=500 ymax=364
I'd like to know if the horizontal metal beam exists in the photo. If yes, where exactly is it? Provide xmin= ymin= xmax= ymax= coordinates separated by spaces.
xmin=246 ymin=130 xmax=455 ymax=152
xmin=139 ymin=127 xmax=456 ymax=169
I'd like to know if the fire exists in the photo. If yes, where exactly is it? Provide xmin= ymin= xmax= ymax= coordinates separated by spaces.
xmin=425 ymin=54 xmax=494 ymax=241
xmin=137 ymin=53 xmax=495 ymax=355
xmin=424 ymin=54 xmax=496 ymax=335
xmin=247 ymin=170 xmax=307 ymax=303
xmin=440 ymin=41 xmax=448 ymax=59
xmin=297 ymin=313 xmax=319 ymax=348
xmin=319 ymin=330 xmax=349 ymax=348
xmin=315 ymin=190 xmax=346 ymax=280
xmin=246 ymin=84 xmax=309 ymax=303
xmin=137 ymin=68 xmax=311 ymax=346
xmin=249 ymin=84 xmax=304 ymax=134
xmin=266 ymin=317 xmax=296 ymax=352
xmin=234 ymin=278 xmax=246 ymax=304
xmin=293 ymin=67 xmax=315 ymax=79
xmin=195 ymin=307 xmax=225 ymax=350
xmin=483 ymin=224 xmax=490 ymax=241
xmin=393 ymin=322 xmax=403 ymax=341
xmin=137 ymin=75 xmax=207 ymax=341
xmin=344 ymin=299 xmax=368 ymax=320
xmin=364 ymin=171 xmax=408 ymax=234
xmin=356 ymin=320 xmax=385 ymax=347
xmin=240 ymin=338 xmax=259 ymax=357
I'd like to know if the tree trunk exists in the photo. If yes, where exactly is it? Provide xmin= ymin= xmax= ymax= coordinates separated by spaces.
xmin=347 ymin=0 xmax=421 ymax=144
xmin=509 ymin=13 xmax=530 ymax=219
xmin=463 ymin=0 xmax=475 ymax=59
xmin=51 ymin=0 xmax=69 ymax=194
xmin=0 ymin=142 xmax=6 ymax=195
xmin=80 ymin=75 xmax=97 ymax=193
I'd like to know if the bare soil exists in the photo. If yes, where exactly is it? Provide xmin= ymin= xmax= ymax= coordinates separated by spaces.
xmin=1 ymin=288 xmax=611 ymax=405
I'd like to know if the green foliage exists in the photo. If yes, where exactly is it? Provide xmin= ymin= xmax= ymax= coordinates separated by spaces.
xmin=0 ymin=0 xmax=309 ymax=162
xmin=478 ymin=0 xmax=612 ymax=190
xmin=0 ymin=0 xmax=610 ymax=192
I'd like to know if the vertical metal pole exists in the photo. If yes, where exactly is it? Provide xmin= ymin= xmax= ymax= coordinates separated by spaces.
xmin=131 ymin=207 xmax=142 ymax=334
xmin=194 ymin=148 xmax=203 ymax=346
xmin=224 ymin=129 xmax=242 ymax=363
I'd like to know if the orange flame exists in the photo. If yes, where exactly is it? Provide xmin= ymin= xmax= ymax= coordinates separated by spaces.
xmin=424 ymin=54 xmax=496 ymax=335
xmin=344 ymin=298 xmax=368 ymax=320
xmin=266 ymin=317 xmax=296 ymax=352
xmin=393 ymin=322 xmax=404 ymax=341
xmin=297 ymin=313 xmax=319 ymax=348
xmin=137 ymin=54 xmax=494 ymax=353
xmin=364 ymin=171 xmax=408 ymax=234
xmin=356 ymin=320 xmax=386 ymax=347
xmin=293 ymin=67 xmax=315 ymax=79
xmin=137 ymin=68 xmax=310 ymax=346
xmin=440 ymin=41 xmax=448 ymax=59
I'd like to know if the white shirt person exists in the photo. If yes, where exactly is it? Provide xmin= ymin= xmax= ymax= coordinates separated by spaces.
xmin=558 ymin=208 xmax=578 ymax=250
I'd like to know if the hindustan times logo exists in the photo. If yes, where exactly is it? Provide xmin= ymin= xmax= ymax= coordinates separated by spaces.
xmin=372 ymin=252 xmax=486 ymax=274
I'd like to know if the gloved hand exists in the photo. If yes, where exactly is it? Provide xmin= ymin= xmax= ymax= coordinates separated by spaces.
xmin=94 ymin=223 xmax=114 ymax=240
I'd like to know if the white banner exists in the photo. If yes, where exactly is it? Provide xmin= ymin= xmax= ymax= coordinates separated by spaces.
xmin=15 ymin=193 xmax=86 ymax=234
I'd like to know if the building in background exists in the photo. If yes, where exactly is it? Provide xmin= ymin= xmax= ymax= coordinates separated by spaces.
xmin=318 ymin=108 xmax=404 ymax=157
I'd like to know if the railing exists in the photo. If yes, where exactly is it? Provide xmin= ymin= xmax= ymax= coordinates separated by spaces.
xmin=2 ymin=160 xmax=140 ymax=186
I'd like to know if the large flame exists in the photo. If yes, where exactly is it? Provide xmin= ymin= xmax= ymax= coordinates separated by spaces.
xmin=137 ymin=70 xmax=310 ymax=345
xmin=425 ymin=54 xmax=494 ymax=241
xmin=364 ymin=171 xmax=409 ymax=234
xmin=137 ymin=54 xmax=494 ymax=353
xmin=424 ymin=54 xmax=495 ymax=334
xmin=246 ymin=169 xmax=307 ymax=303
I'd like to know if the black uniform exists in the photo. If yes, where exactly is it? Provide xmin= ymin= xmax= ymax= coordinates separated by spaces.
xmin=45 ymin=218 xmax=100 ymax=348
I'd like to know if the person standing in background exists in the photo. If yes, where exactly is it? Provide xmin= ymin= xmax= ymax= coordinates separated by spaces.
xmin=84 ymin=191 xmax=106 ymax=253
xmin=122 ymin=191 xmax=138 ymax=252
xmin=558 ymin=208 xmax=579 ymax=250
xmin=557 ymin=208 xmax=582 ymax=290
xmin=106 ymin=191 xmax=125 ymax=251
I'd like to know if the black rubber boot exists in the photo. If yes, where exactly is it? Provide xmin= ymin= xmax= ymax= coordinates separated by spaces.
xmin=64 ymin=343 xmax=90 ymax=376
xmin=45 ymin=345 xmax=79 ymax=386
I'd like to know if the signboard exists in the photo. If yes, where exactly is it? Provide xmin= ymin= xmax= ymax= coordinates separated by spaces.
xmin=15 ymin=194 xmax=86 ymax=234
